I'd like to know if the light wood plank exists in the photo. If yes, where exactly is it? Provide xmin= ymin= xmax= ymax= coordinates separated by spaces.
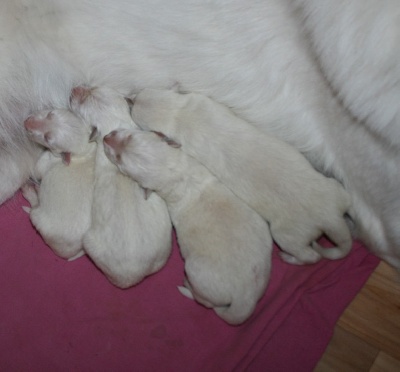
xmin=369 ymin=351 xmax=400 ymax=372
xmin=338 ymin=262 xmax=400 ymax=360
xmin=317 ymin=261 xmax=400 ymax=370
xmin=314 ymin=326 xmax=378 ymax=372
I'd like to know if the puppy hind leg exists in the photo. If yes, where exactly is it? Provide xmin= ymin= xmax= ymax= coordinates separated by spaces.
xmin=312 ymin=218 xmax=353 ymax=260
xmin=21 ymin=181 xmax=39 ymax=210
xmin=213 ymin=297 xmax=256 ymax=325
xmin=67 ymin=250 xmax=86 ymax=261
xmin=180 ymin=276 xmax=218 ymax=309
xmin=177 ymin=277 xmax=194 ymax=300
xmin=177 ymin=285 xmax=194 ymax=300
xmin=271 ymin=227 xmax=322 ymax=265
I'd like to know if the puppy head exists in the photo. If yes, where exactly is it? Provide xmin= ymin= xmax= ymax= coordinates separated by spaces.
xmin=131 ymin=88 xmax=188 ymax=132
xmin=103 ymin=129 xmax=181 ymax=191
xmin=70 ymin=86 xmax=132 ymax=132
xmin=24 ymin=109 xmax=93 ymax=161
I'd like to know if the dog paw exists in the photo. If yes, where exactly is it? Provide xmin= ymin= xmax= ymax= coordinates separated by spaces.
xmin=67 ymin=250 xmax=86 ymax=261
xmin=177 ymin=285 xmax=194 ymax=300
xmin=279 ymin=249 xmax=321 ymax=265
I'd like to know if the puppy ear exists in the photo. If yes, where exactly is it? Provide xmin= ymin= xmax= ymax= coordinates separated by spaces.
xmin=123 ymin=134 xmax=133 ymax=147
xmin=142 ymin=187 xmax=152 ymax=200
xmin=61 ymin=152 xmax=71 ymax=166
xmin=125 ymin=96 xmax=136 ymax=109
xmin=44 ymin=132 xmax=52 ymax=145
xmin=152 ymin=131 xmax=181 ymax=148
xmin=170 ymin=82 xmax=181 ymax=93
xmin=166 ymin=138 xmax=181 ymax=148
xmin=28 ymin=176 xmax=41 ymax=186
xmin=89 ymin=126 xmax=99 ymax=142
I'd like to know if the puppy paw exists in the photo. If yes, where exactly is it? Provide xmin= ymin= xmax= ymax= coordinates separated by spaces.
xmin=279 ymin=249 xmax=321 ymax=265
xmin=22 ymin=205 xmax=31 ymax=214
xmin=67 ymin=250 xmax=86 ymax=262
xmin=21 ymin=182 xmax=39 ymax=208
xmin=177 ymin=285 xmax=194 ymax=300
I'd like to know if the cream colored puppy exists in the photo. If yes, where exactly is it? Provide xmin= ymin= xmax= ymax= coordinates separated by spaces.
xmin=22 ymin=109 xmax=96 ymax=260
xmin=131 ymin=88 xmax=352 ymax=265
xmin=103 ymin=128 xmax=272 ymax=325
xmin=70 ymin=86 xmax=172 ymax=288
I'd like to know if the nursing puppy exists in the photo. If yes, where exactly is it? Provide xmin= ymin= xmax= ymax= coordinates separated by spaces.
xmin=131 ymin=89 xmax=352 ymax=265
xmin=1 ymin=1 xmax=400 ymax=268
xmin=70 ymin=86 xmax=172 ymax=289
xmin=22 ymin=109 xmax=96 ymax=260
xmin=103 ymin=128 xmax=272 ymax=325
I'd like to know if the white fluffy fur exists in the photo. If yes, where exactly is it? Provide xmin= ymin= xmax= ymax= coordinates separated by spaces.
xmin=294 ymin=0 xmax=400 ymax=147
xmin=22 ymin=109 xmax=95 ymax=260
xmin=0 ymin=0 xmax=399 ymax=267
xmin=104 ymin=129 xmax=272 ymax=325
xmin=70 ymin=86 xmax=172 ymax=289
xmin=131 ymin=89 xmax=352 ymax=264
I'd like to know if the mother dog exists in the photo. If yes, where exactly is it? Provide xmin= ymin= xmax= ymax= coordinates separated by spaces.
xmin=0 ymin=0 xmax=399 ymax=268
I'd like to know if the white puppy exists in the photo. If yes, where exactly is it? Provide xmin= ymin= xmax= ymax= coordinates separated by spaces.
xmin=131 ymin=89 xmax=353 ymax=265
xmin=103 ymin=128 xmax=272 ymax=325
xmin=1 ymin=1 xmax=400 ymax=268
xmin=22 ymin=109 xmax=96 ymax=260
xmin=69 ymin=86 xmax=172 ymax=289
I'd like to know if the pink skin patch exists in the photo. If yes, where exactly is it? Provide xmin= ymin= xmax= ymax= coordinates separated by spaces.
xmin=151 ymin=131 xmax=181 ymax=148
xmin=103 ymin=131 xmax=123 ymax=149
xmin=103 ymin=131 xmax=150 ymax=200
xmin=24 ymin=116 xmax=52 ymax=148
xmin=70 ymin=86 xmax=92 ymax=104
xmin=103 ymin=131 xmax=132 ymax=162
xmin=24 ymin=111 xmax=53 ymax=131
xmin=24 ymin=116 xmax=45 ymax=132
xmin=103 ymin=132 xmax=122 ymax=164
xmin=61 ymin=152 xmax=71 ymax=166
xmin=24 ymin=115 xmax=71 ymax=166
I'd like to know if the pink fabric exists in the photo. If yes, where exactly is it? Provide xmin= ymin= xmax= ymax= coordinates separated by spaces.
xmin=0 ymin=192 xmax=379 ymax=371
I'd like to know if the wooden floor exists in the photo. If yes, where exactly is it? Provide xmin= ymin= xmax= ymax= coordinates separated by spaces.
xmin=315 ymin=261 xmax=400 ymax=372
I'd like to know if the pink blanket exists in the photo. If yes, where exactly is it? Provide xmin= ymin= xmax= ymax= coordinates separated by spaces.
xmin=0 ymin=193 xmax=379 ymax=371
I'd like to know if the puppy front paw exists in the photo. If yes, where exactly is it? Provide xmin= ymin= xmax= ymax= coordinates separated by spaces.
xmin=21 ymin=181 xmax=39 ymax=208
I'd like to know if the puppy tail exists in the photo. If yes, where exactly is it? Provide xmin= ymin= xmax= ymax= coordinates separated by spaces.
xmin=312 ymin=218 xmax=353 ymax=260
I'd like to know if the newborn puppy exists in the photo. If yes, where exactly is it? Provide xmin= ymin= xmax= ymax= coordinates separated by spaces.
xmin=104 ymin=128 xmax=272 ymax=325
xmin=131 ymin=88 xmax=352 ymax=265
xmin=70 ymin=86 xmax=172 ymax=288
xmin=24 ymin=108 xmax=98 ymax=165
xmin=22 ymin=109 xmax=96 ymax=260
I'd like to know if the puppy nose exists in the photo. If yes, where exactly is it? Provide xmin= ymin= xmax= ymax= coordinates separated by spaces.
xmin=103 ymin=131 xmax=119 ymax=148
xmin=24 ymin=116 xmax=38 ymax=131
xmin=70 ymin=86 xmax=91 ymax=104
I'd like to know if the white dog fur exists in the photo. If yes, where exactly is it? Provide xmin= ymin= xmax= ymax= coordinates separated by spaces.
xmin=70 ymin=86 xmax=172 ymax=288
xmin=293 ymin=0 xmax=400 ymax=148
xmin=22 ymin=109 xmax=96 ymax=260
xmin=131 ymin=89 xmax=352 ymax=265
xmin=0 ymin=0 xmax=399 ymax=268
xmin=103 ymin=128 xmax=272 ymax=325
